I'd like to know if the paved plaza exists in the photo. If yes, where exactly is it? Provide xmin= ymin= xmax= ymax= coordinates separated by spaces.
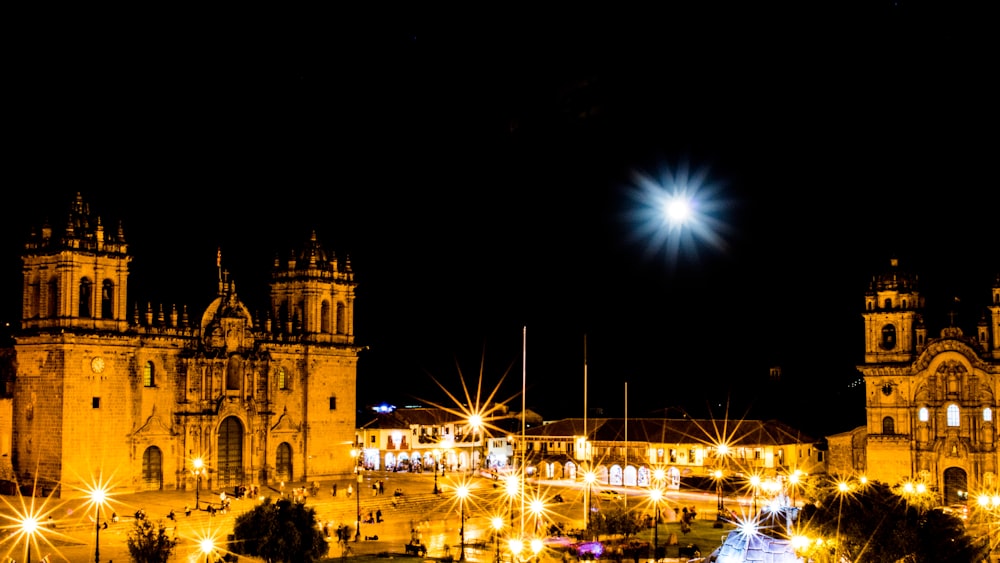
xmin=1 ymin=471 xmax=727 ymax=562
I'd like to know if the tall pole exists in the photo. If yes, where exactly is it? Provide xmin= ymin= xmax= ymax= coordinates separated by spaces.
xmin=459 ymin=495 xmax=466 ymax=561
xmin=94 ymin=502 xmax=101 ymax=563
xmin=356 ymin=469 xmax=363 ymax=542
xmin=520 ymin=326 xmax=526 ymax=537
xmin=653 ymin=503 xmax=659 ymax=563
xmin=583 ymin=334 xmax=589 ymax=531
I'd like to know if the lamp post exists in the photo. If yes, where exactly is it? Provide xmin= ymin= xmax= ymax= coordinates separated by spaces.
xmin=530 ymin=538 xmax=543 ymax=563
xmin=650 ymin=487 xmax=662 ymax=563
xmin=788 ymin=470 xmax=802 ymax=508
xmin=583 ymin=470 xmax=597 ymax=532
xmin=713 ymin=469 xmax=725 ymax=513
xmin=21 ymin=516 xmax=39 ymax=563
xmin=200 ymin=538 xmax=215 ymax=563
xmin=509 ymin=538 xmax=523 ymax=563
xmin=529 ymin=498 xmax=544 ymax=535
xmin=749 ymin=475 xmax=761 ymax=516
xmin=433 ymin=450 xmax=441 ymax=495
xmin=505 ymin=475 xmax=519 ymax=530
xmin=193 ymin=457 xmax=204 ymax=511
xmin=978 ymin=493 xmax=1000 ymax=560
xmin=491 ymin=516 xmax=503 ymax=563
xmin=352 ymin=448 xmax=363 ymax=542
xmin=91 ymin=486 xmax=107 ymax=563
xmin=457 ymin=484 xmax=469 ymax=561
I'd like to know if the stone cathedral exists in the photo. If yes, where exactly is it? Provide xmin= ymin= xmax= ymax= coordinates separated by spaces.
xmin=0 ymin=193 xmax=361 ymax=497
xmin=835 ymin=258 xmax=1000 ymax=504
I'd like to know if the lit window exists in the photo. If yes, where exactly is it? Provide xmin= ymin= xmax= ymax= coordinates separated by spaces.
xmin=985 ymin=408 xmax=993 ymax=422
xmin=919 ymin=407 xmax=929 ymax=422
xmin=278 ymin=367 xmax=287 ymax=390
xmin=143 ymin=361 xmax=155 ymax=387
xmin=947 ymin=404 xmax=960 ymax=427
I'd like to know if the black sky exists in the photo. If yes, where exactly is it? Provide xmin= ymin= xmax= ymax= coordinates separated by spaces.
xmin=3 ymin=6 xmax=997 ymax=439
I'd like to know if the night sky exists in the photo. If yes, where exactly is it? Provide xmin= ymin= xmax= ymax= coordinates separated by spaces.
xmin=3 ymin=6 xmax=996 ymax=439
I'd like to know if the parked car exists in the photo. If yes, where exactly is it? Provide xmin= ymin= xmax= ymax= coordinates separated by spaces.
xmin=597 ymin=489 xmax=624 ymax=501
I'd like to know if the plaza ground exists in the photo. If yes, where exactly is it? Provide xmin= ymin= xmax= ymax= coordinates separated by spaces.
xmin=1 ymin=470 xmax=738 ymax=562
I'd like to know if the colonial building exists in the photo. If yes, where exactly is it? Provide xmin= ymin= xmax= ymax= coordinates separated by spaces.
xmin=0 ymin=193 xmax=361 ymax=497
xmin=829 ymin=259 xmax=1000 ymax=504
xmin=355 ymin=405 xmax=541 ymax=472
xmin=513 ymin=417 xmax=823 ymax=489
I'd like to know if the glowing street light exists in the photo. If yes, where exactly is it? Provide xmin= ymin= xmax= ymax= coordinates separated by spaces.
xmin=491 ymin=516 xmax=504 ymax=563
xmin=192 ymin=457 xmax=205 ymax=511
xmin=788 ymin=469 xmax=803 ymax=507
xmin=200 ymin=538 xmax=215 ymax=563
xmin=530 ymin=538 xmax=543 ymax=563
xmin=583 ymin=470 xmax=597 ymax=531
xmin=749 ymin=475 xmax=761 ymax=515
xmin=90 ymin=485 xmax=108 ymax=563
xmin=509 ymin=538 xmax=524 ymax=562
xmin=352 ymin=448 xmax=363 ymax=542
xmin=505 ymin=474 xmax=520 ymax=529
xmin=433 ymin=450 xmax=441 ymax=495
xmin=713 ymin=469 xmax=725 ymax=513
xmin=20 ymin=515 xmax=39 ymax=563
xmin=468 ymin=414 xmax=484 ymax=472
xmin=529 ymin=498 xmax=545 ymax=534
xmin=457 ymin=484 xmax=469 ymax=561
xmin=650 ymin=487 xmax=663 ymax=562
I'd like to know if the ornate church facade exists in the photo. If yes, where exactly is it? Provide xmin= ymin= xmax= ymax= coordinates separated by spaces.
xmin=830 ymin=259 xmax=1000 ymax=505
xmin=0 ymin=194 xmax=360 ymax=497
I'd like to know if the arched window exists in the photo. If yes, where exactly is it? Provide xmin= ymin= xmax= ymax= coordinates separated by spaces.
xmin=47 ymin=278 xmax=58 ymax=317
xmin=321 ymin=300 xmax=331 ymax=334
xmin=883 ymin=298 xmax=893 ymax=309
xmin=947 ymin=404 xmax=960 ymax=427
xmin=919 ymin=407 xmax=929 ymax=422
xmin=79 ymin=277 xmax=93 ymax=318
xmin=336 ymin=302 xmax=346 ymax=334
xmin=985 ymin=408 xmax=993 ymax=422
xmin=882 ymin=417 xmax=895 ymax=435
xmin=101 ymin=280 xmax=114 ymax=319
xmin=143 ymin=361 xmax=155 ymax=387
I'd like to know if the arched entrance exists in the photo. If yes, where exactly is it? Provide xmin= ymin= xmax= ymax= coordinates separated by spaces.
xmin=276 ymin=442 xmax=293 ymax=482
xmin=943 ymin=466 xmax=968 ymax=505
xmin=141 ymin=446 xmax=163 ymax=491
xmin=217 ymin=417 xmax=245 ymax=489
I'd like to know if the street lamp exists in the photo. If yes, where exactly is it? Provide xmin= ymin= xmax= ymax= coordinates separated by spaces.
xmin=530 ymin=538 xmax=543 ymax=563
xmin=352 ymin=448 xmax=363 ymax=542
xmin=529 ymin=498 xmax=544 ymax=535
xmin=469 ymin=414 xmax=483 ymax=472
xmin=491 ymin=516 xmax=504 ymax=563
xmin=749 ymin=475 xmax=761 ymax=515
xmin=91 ymin=485 xmax=108 ymax=563
xmin=583 ymin=469 xmax=597 ymax=532
xmin=20 ymin=516 xmax=39 ymax=563
xmin=192 ymin=457 xmax=204 ymax=511
xmin=650 ymin=487 xmax=662 ymax=562
xmin=509 ymin=538 xmax=524 ymax=563
xmin=713 ymin=469 xmax=725 ymax=513
xmin=788 ymin=469 xmax=802 ymax=508
xmin=457 ymin=484 xmax=469 ymax=561
xmin=433 ymin=450 xmax=441 ymax=495
xmin=505 ymin=474 xmax=519 ymax=530
xmin=200 ymin=538 xmax=215 ymax=563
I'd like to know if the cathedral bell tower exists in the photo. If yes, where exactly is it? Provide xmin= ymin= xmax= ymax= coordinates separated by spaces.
xmin=20 ymin=192 xmax=131 ymax=332
xmin=863 ymin=258 xmax=923 ymax=364
xmin=269 ymin=230 xmax=356 ymax=342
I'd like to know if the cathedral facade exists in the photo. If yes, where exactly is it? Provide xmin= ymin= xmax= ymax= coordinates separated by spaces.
xmin=0 ymin=194 xmax=361 ymax=497
xmin=833 ymin=259 xmax=1000 ymax=504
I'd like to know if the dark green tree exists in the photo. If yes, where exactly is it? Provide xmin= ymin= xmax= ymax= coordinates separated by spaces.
xmin=232 ymin=497 xmax=329 ymax=563
xmin=797 ymin=478 xmax=985 ymax=563
xmin=126 ymin=517 xmax=177 ymax=563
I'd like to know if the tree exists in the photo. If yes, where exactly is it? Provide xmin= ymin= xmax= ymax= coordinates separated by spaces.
xmin=126 ymin=517 xmax=177 ymax=563
xmin=797 ymin=478 xmax=985 ymax=563
xmin=232 ymin=496 xmax=329 ymax=563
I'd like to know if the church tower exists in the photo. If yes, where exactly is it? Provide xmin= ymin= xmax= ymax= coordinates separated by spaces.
xmin=20 ymin=192 xmax=131 ymax=332
xmin=863 ymin=258 xmax=924 ymax=363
